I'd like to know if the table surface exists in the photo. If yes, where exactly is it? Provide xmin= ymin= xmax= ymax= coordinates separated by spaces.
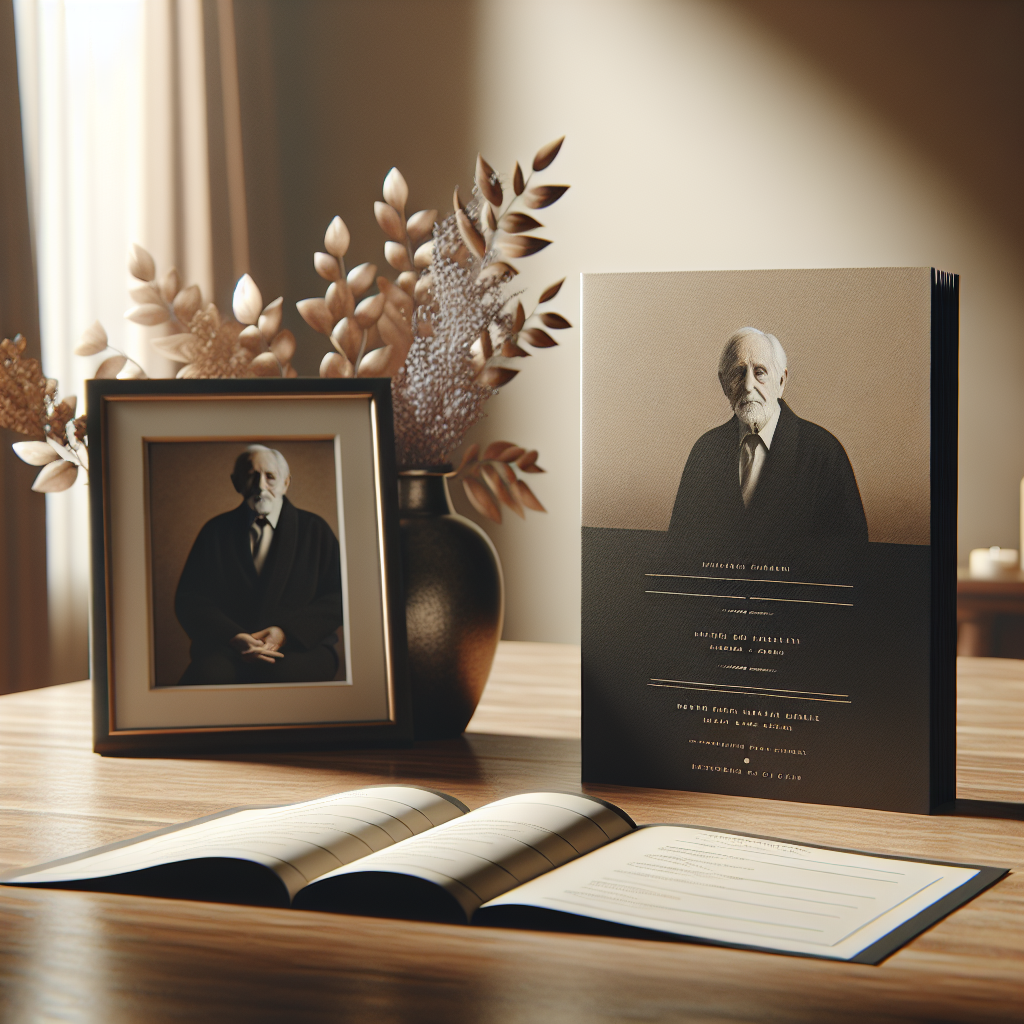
xmin=0 ymin=645 xmax=1021 ymax=1024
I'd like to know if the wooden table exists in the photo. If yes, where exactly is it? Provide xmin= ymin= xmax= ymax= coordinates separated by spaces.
xmin=957 ymin=571 xmax=1024 ymax=659
xmin=0 ymin=645 xmax=1021 ymax=1023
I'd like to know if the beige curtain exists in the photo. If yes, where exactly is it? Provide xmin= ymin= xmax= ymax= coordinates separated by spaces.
xmin=0 ymin=0 xmax=49 ymax=694
xmin=13 ymin=0 xmax=246 ymax=686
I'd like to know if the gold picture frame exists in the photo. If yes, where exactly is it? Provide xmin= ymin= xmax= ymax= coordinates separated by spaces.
xmin=88 ymin=378 xmax=412 ymax=754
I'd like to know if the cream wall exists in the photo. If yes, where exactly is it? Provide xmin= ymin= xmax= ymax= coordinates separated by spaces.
xmin=460 ymin=0 xmax=1023 ymax=643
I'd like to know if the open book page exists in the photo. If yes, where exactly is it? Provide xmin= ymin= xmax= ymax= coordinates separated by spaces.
xmin=300 ymin=792 xmax=634 ymax=920
xmin=4 ymin=787 xmax=464 ymax=901
xmin=476 ymin=826 xmax=980 ymax=959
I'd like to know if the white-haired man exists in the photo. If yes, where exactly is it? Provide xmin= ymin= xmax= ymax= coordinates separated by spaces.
xmin=175 ymin=444 xmax=343 ymax=684
xmin=668 ymin=328 xmax=868 ymax=550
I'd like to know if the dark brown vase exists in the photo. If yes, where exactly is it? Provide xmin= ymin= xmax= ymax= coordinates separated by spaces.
xmin=398 ymin=470 xmax=504 ymax=739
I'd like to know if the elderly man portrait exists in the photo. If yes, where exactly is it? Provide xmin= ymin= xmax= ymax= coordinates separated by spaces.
xmin=174 ymin=444 xmax=343 ymax=685
xmin=668 ymin=327 xmax=868 ymax=551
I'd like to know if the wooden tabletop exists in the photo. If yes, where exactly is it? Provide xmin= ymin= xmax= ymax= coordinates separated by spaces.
xmin=0 ymin=645 xmax=1020 ymax=1023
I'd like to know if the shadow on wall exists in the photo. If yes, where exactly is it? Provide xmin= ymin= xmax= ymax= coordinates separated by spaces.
xmin=234 ymin=0 xmax=477 ymax=378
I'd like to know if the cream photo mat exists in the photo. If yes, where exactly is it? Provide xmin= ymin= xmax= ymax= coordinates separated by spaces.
xmin=102 ymin=394 xmax=393 ymax=731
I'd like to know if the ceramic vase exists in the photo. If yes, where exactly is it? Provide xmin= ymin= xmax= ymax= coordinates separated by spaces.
xmin=398 ymin=470 xmax=504 ymax=739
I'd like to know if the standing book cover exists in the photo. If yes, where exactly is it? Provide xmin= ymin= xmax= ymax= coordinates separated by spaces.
xmin=581 ymin=268 xmax=958 ymax=813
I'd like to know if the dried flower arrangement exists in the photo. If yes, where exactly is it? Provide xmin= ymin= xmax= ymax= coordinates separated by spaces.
xmin=300 ymin=136 xmax=571 ymax=522
xmin=2 ymin=137 xmax=571 ymax=524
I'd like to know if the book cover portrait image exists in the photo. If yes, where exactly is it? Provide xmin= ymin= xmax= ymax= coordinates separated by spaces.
xmin=581 ymin=268 xmax=958 ymax=813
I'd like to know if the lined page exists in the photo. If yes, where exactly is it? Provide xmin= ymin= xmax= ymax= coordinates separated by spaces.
xmin=308 ymin=792 xmax=634 ymax=919
xmin=478 ymin=825 xmax=979 ymax=959
xmin=7 ymin=787 xmax=464 ymax=900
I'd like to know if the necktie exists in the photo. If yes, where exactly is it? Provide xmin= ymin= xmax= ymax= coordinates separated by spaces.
xmin=739 ymin=433 xmax=761 ymax=508
xmin=250 ymin=516 xmax=272 ymax=574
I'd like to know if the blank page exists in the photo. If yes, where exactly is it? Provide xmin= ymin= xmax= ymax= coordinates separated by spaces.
xmin=479 ymin=825 xmax=979 ymax=959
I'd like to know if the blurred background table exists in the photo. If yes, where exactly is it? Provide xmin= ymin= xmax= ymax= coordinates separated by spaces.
xmin=0 ymin=643 xmax=1021 ymax=1024
xmin=957 ymin=570 xmax=1024 ymax=658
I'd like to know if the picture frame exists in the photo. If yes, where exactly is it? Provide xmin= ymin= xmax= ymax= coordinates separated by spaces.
xmin=87 ymin=377 xmax=412 ymax=755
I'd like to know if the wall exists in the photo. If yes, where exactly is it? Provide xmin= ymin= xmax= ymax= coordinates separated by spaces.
xmin=466 ymin=0 xmax=1023 ymax=642
xmin=239 ymin=0 xmax=1023 ymax=644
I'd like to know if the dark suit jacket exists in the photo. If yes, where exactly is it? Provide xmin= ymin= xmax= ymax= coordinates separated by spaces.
xmin=668 ymin=401 xmax=868 ymax=552
xmin=174 ymin=497 xmax=342 ymax=658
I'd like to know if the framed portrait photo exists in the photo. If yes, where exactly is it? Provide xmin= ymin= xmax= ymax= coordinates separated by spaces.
xmin=87 ymin=378 xmax=411 ymax=754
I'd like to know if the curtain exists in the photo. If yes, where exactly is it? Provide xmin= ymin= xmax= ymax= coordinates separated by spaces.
xmin=0 ymin=0 xmax=49 ymax=694
xmin=13 ymin=0 xmax=245 ymax=685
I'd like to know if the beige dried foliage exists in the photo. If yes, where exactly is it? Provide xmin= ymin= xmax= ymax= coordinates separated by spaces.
xmin=314 ymin=251 xmax=342 ymax=282
xmin=532 ymin=135 xmax=565 ymax=172
xmin=406 ymin=209 xmax=437 ymax=242
xmin=375 ymin=202 xmax=405 ymax=242
xmin=160 ymin=267 xmax=180 ymax=303
xmin=324 ymin=216 xmax=350 ymax=259
xmin=173 ymin=285 xmax=203 ymax=323
xmin=382 ymin=167 xmax=409 ymax=212
xmin=258 ymin=297 xmax=284 ymax=339
xmin=128 ymin=244 xmax=156 ymax=282
xmin=75 ymin=321 xmax=109 ymax=356
xmin=125 ymin=303 xmax=170 ymax=326
xmin=347 ymin=263 xmax=377 ymax=297
xmin=232 ymin=274 xmax=263 ymax=326
xmin=297 ymin=298 xmax=334 ymax=335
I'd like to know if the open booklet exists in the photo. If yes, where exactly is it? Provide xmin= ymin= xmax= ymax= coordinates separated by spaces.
xmin=1 ymin=786 xmax=1004 ymax=964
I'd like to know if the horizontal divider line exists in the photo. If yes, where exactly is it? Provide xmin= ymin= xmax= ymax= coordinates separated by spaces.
xmin=749 ymin=597 xmax=854 ymax=607
xmin=645 ymin=590 xmax=745 ymax=600
xmin=650 ymin=678 xmax=849 ymax=698
xmin=647 ymin=682 xmax=853 ymax=704
xmin=646 ymin=573 xmax=853 ymax=589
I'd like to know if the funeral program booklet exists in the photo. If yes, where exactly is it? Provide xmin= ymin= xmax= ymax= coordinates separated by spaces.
xmin=580 ymin=268 xmax=958 ymax=812
xmin=1 ymin=786 xmax=1002 ymax=964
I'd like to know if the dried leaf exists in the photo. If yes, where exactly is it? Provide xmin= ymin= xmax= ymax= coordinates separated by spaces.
xmin=232 ymin=274 xmax=263 ymax=326
xmin=57 ymin=395 xmax=77 ymax=418
xmin=514 ymin=478 xmax=546 ymax=512
xmin=128 ymin=283 xmax=162 ymax=305
xmin=250 ymin=351 xmax=282 ymax=377
xmin=377 ymin=276 xmax=414 ymax=320
xmin=239 ymin=324 xmax=264 ymax=355
xmin=456 ymin=210 xmax=486 ymax=260
xmin=464 ymin=476 xmax=501 ymax=523
xmin=12 ymin=441 xmax=60 ymax=466
xmin=354 ymin=292 xmax=386 ymax=328
xmin=314 ymin=251 xmax=342 ymax=282
xmin=94 ymin=355 xmax=128 ymax=379
xmin=160 ymin=267 xmax=180 ymax=303
xmin=46 ymin=437 xmax=78 ymax=462
xmin=128 ymin=243 xmax=156 ymax=282
xmin=510 ymin=301 xmax=525 ymax=333
xmin=512 ymin=161 xmax=525 ymax=195
xmin=347 ymin=262 xmax=377 ymax=298
xmin=413 ymin=275 xmax=433 ymax=304
xmin=375 ymin=201 xmax=405 ymax=242
xmin=324 ymin=215 xmax=350 ymax=259
xmin=453 ymin=186 xmax=463 ymax=212
xmin=456 ymin=443 xmax=480 ymax=473
xmin=413 ymin=240 xmax=435 ymax=269
xmin=117 ymin=361 xmax=148 ymax=380
xmin=357 ymin=344 xmax=395 ymax=377
xmin=495 ymin=445 xmax=526 ymax=463
xmin=520 ymin=328 xmax=557 ymax=348
xmin=500 ymin=212 xmax=543 ymax=235
xmin=494 ymin=234 xmax=551 ymax=259
xmin=501 ymin=338 xmax=530 ymax=358
xmin=330 ymin=317 xmax=363 ymax=363
xmin=539 ymin=311 xmax=571 ymax=329
xmin=476 ymin=154 xmax=503 ymax=206
xmin=377 ymin=303 xmax=414 ymax=360
xmin=320 ymin=351 xmax=354 ymax=378
xmin=150 ymin=333 xmax=198 ymax=360
xmin=326 ymin=280 xmax=354 ymax=320
xmin=32 ymin=459 xmax=77 ymax=493
xmin=75 ymin=321 xmax=109 ymax=356
xmin=270 ymin=329 xmax=296 ymax=364
xmin=406 ymin=209 xmax=437 ymax=243
xmin=532 ymin=135 xmax=565 ymax=172
xmin=483 ymin=463 xmax=523 ymax=517
xmin=74 ymin=436 xmax=89 ymax=469
xmin=516 ymin=449 xmax=542 ymax=471
xmin=173 ymin=285 xmax=202 ymax=323
xmin=476 ymin=262 xmax=518 ymax=288
xmin=384 ymin=241 xmax=413 ymax=272
xmin=539 ymin=278 xmax=565 ymax=303
xmin=296 ymin=297 xmax=335 ymax=335
xmin=396 ymin=271 xmax=418 ymax=296
xmin=125 ymin=303 xmax=170 ymax=326
xmin=258 ymin=296 xmax=284 ymax=340
xmin=382 ymin=167 xmax=409 ymax=212
xmin=484 ymin=203 xmax=497 ymax=231
xmin=483 ymin=440 xmax=516 ymax=460
xmin=522 ymin=184 xmax=569 ymax=210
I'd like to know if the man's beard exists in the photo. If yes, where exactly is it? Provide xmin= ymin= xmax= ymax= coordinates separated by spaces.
xmin=735 ymin=397 xmax=772 ymax=432
xmin=252 ymin=492 xmax=276 ymax=514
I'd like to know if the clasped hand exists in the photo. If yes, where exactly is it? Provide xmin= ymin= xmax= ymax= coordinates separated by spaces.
xmin=230 ymin=626 xmax=286 ymax=664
